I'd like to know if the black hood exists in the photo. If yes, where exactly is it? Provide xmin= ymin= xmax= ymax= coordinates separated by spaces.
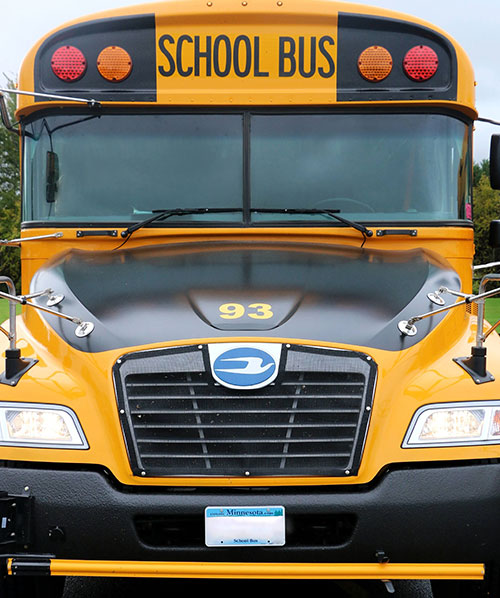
xmin=31 ymin=241 xmax=461 ymax=353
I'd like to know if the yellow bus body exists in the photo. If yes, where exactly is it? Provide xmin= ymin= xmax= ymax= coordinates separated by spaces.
xmin=1 ymin=0 xmax=497 ymax=592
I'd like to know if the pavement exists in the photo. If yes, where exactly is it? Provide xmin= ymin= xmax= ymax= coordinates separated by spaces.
xmin=62 ymin=577 xmax=434 ymax=597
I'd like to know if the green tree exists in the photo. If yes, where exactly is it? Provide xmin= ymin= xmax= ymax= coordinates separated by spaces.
xmin=473 ymin=169 xmax=500 ymax=266
xmin=473 ymin=159 xmax=490 ymax=187
xmin=0 ymin=83 xmax=21 ymax=289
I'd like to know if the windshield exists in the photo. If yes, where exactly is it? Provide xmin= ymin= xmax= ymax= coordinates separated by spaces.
xmin=23 ymin=111 xmax=471 ymax=225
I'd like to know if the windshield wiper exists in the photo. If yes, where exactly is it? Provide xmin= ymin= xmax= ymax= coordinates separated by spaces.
xmin=120 ymin=208 xmax=243 ymax=239
xmin=117 ymin=206 xmax=373 ymax=251
xmin=249 ymin=208 xmax=373 ymax=239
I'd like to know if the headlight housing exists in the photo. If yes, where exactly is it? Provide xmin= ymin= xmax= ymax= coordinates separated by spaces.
xmin=0 ymin=403 xmax=88 ymax=449
xmin=403 ymin=402 xmax=500 ymax=448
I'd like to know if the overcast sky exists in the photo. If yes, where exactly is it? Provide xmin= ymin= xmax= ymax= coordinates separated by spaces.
xmin=1 ymin=0 xmax=499 ymax=161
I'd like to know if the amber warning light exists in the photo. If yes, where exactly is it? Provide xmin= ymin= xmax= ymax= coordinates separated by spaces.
xmin=358 ymin=46 xmax=393 ymax=82
xmin=97 ymin=46 xmax=133 ymax=82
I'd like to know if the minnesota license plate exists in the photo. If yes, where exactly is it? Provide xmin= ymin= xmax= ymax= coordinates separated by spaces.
xmin=205 ymin=506 xmax=286 ymax=547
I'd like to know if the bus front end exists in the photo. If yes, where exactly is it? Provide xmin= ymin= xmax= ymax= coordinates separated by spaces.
xmin=0 ymin=1 xmax=498 ymax=596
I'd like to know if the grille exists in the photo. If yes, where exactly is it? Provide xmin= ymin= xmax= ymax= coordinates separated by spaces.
xmin=114 ymin=345 xmax=376 ymax=478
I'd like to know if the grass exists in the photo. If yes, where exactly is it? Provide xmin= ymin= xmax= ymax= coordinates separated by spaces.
xmin=485 ymin=298 xmax=500 ymax=325
xmin=0 ymin=299 xmax=21 ymax=323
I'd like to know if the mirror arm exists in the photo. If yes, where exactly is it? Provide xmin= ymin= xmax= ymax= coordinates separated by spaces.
xmin=0 ymin=92 xmax=20 ymax=136
xmin=478 ymin=117 xmax=500 ymax=126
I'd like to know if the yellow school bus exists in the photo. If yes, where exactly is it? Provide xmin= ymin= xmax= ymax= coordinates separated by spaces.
xmin=1 ymin=0 xmax=499 ymax=596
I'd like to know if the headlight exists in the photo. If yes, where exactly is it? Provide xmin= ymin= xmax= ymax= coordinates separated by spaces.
xmin=403 ymin=402 xmax=500 ymax=447
xmin=0 ymin=403 xmax=88 ymax=449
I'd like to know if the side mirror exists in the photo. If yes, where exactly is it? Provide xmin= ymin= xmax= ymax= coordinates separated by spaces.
xmin=489 ymin=220 xmax=500 ymax=248
xmin=490 ymin=135 xmax=500 ymax=189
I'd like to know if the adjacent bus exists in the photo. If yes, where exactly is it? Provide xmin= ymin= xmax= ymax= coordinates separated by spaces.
xmin=0 ymin=0 xmax=499 ymax=596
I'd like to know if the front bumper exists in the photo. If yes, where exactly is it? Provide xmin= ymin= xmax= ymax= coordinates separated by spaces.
xmin=0 ymin=461 xmax=498 ymax=579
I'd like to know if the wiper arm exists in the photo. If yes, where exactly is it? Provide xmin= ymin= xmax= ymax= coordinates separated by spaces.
xmin=250 ymin=208 xmax=373 ymax=238
xmin=118 ymin=206 xmax=373 ymax=250
xmin=120 ymin=208 xmax=242 ymax=239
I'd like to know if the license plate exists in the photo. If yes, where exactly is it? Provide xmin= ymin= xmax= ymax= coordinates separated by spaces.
xmin=205 ymin=506 xmax=286 ymax=547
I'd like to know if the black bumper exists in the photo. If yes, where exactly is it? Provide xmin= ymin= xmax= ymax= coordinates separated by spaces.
xmin=0 ymin=461 xmax=499 ymax=564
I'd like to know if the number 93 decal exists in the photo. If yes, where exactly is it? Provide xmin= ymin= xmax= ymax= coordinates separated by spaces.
xmin=219 ymin=302 xmax=274 ymax=320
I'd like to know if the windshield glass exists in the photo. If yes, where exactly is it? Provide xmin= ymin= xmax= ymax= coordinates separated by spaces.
xmin=23 ymin=112 xmax=470 ymax=225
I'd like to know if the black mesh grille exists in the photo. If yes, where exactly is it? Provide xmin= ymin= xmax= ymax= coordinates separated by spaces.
xmin=114 ymin=345 xmax=376 ymax=478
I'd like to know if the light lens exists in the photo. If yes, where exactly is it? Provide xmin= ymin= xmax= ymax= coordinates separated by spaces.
xmin=358 ymin=46 xmax=393 ymax=82
xmin=404 ymin=402 xmax=500 ymax=447
xmin=403 ymin=45 xmax=439 ymax=81
xmin=490 ymin=410 xmax=500 ymax=437
xmin=419 ymin=409 xmax=484 ymax=441
xmin=0 ymin=403 xmax=87 ymax=448
xmin=97 ymin=46 xmax=133 ymax=82
xmin=51 ymin=46 xmax=87 ymax=82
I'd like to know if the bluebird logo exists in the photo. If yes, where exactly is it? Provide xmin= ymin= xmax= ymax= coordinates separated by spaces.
xmin=209 ymin=344 xmax=281 ymax=390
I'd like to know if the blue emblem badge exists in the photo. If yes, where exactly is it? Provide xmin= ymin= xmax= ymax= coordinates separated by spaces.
xmin=213 ymin=347 xmax=277 ymax=389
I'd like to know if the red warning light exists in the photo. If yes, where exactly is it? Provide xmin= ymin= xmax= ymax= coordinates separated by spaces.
xmin=403 ymin=45 xmax=439 ymax=81
xmin=51 ymin=46 xmax=87 ymax=82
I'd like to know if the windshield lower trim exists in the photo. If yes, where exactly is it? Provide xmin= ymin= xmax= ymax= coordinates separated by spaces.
xmin=21 ymin=220 xmax=474 ymax=230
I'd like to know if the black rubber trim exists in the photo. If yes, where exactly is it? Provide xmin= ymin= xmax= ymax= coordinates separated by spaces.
xmin=21 ymin=220 xmax=474 ymax=230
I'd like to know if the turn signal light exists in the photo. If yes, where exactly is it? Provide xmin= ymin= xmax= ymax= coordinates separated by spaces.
xmin=358 ymin=46 xmax=393 ymax=82
xmin=403 ymin=45 xmax=439 ymax=81
xmin=97 ymin=46 xmax=133 ymax=82
xmin=51 ymin=46 xmax=87 ymax=82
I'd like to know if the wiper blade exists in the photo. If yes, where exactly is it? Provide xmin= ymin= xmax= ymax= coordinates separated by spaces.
xmin=250 ymin=208 xmax=373 ymax=238
xmin=121 ymin=208 xmax=242 ymax=238
xmin=119 ymin=206 xmax=373 ymax=244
